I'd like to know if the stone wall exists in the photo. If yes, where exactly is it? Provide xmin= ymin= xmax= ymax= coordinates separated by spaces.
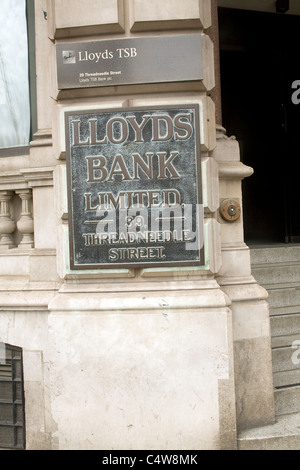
xmin=0 ymin=0 xmax=274 ymax=450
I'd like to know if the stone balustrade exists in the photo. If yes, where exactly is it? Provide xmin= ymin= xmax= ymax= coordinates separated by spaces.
xmin=0 ymin=167 xmax=54 ymax=252
xmin=0 ymin=188 xmax=34 ymax=250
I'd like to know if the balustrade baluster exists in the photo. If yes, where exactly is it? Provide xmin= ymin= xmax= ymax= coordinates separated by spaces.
xmin=0 ymin=191 xmax=16 ymax=249
xmin=16 ymin=189 xmax=34 ymax=249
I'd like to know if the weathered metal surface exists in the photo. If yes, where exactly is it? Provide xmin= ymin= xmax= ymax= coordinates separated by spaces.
xmin=65 ymin=105 xmax=204 ymax=269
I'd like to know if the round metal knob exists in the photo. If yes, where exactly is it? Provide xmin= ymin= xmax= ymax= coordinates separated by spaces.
xmin=228 ymin=205 xmax=237 ymax=216
xmin=219 ymin=199 xmax=241 ymax=222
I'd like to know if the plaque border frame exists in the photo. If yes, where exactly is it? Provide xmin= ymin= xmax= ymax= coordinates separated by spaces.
xmin=65 ymin=104 xmax=205 ymax=271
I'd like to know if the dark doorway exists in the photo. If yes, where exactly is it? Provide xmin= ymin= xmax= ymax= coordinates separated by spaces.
xmin=219 ymin=8 xmax=300 ymax=243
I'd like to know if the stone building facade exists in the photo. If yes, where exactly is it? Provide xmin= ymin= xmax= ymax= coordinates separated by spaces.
xmin=0 ymin=0 xmax=298 ymax=450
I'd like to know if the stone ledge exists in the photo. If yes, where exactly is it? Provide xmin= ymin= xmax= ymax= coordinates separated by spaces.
xmin=20 ymin=167 xmax=55 ymax=188
xmin=0 ymin=168 xmax=55 ymax=190
xmin=0 ymin=281 xmax=61 ymax=292
xmin=48 ymin=282 xmax=230 ymax=312
xmin=55 ymin=79 xmax=208 ymax=102
xmin=30 ymin=129 xmax=53 ymax=148
xmin=218 ymin=161 xmax=254 ymax=180
xmin=0 ymin=290 xmax=57 ymax=311
xmin=219 ymin=276 xmax=269 ymax=302
xmin=59 ymin=278 xmax=220 ymax=293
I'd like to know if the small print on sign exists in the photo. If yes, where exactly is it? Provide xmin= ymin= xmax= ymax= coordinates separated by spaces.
xmin=57 ymin=35 xmax=203 ymax=90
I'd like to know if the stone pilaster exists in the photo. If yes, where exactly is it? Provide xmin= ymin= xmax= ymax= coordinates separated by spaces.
xmin=214 ymin=126 xmax=275 ymax=430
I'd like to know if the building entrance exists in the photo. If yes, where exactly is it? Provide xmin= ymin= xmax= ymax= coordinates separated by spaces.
xmin=219 ymin=7 xmax=300 ymax=243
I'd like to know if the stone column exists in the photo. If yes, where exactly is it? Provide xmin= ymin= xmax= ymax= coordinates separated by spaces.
xmin=0 ymin=191 xmax=16 ymax=250
xmin=16 ymin=189 xmax=34 ymax=249
xmin=214 ymin=126 xmax=275 ymax=430
xmin=207 ymin=0 xmax=222 ymax=125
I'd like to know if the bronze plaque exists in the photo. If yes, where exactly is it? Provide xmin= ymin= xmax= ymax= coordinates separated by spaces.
xmin=65 ymin=105 xmax=204 ymax=270
xmin=57 ymin=34 xmax=203 ymax=90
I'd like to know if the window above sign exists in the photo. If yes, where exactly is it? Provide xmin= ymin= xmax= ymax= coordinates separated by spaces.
xmin=0 ymin=0 xmax=36 ymax=154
